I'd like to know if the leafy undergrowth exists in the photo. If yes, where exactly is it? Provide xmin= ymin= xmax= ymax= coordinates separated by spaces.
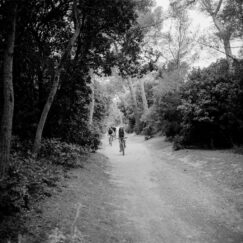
xmin=0 ymin=138 xmax=89 ymax=243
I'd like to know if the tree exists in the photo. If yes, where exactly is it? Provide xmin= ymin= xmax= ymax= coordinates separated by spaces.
xmin=32 ymin=0 xmax=142 ymax=155
xmin=161 ymin=3 xmax=197 ymax=72
xmin=0 ymin=2 xmax=17 ymax=179
xmin=32 ymin=0 xmax=81 ymax=157
xmin=127 ymin=76 xmax=141 ymax=132
xmin=178 ymin=59 xmax=243 ymax=147
xmin=139 ymin=78 xmax=149 ymax=113
xmin=11 ymin=0 xmax=71 ymax=140
xmin=114 ymin=6 xmax=162 ymax=133
xmin=137 ymin=7 xmax=163 ymax=114
xmin=88 ymin=69 xmax=95 ymax=126
xmin=175 ymin=0 xmax=243 ymax=70
xmin=200 ymin=0 xmax=236 ymax=70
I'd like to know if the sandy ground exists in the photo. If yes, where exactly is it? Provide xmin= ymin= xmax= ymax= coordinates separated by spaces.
xmin=23 ymin=135 xmax=243 ymax=243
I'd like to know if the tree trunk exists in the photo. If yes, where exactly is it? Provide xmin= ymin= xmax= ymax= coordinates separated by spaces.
xmin=127 ymin=77 xmax=140 ymax=133
xmin=32 ymin=9 xmax=80 ymax=157
xmin=139 ymin=79 xmax=148 ymax=113
xmin=89 ymin=82 xmax=95 ymax=125
xmin=32 ymin=72 xmax=61 ymax=156
xmin=223 ymin=37 xmax=234 ymax=72
xmin=209 ymin=7 xmax=234 ymax=72
xmin=0 ymin=3 xmax=17 ymax=179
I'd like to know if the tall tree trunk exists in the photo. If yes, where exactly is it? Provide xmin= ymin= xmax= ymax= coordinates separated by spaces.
xmin=89 ymin=82 xmax=95 ymax=125
xmin=0 ymin=3 xmax=17 ymax=179
xmin=119 ymin=110 xmax=123 ymax=125
xmin=208 ymin=2 xmax=234 ymax=71
xmin=32 ymin=1 xmax=80 ymax=157
xmin=139 ymin=79 xmax=148 ymax=113
xmin=127 ymin=77 xmax=140 ymax=133
xmin=223 ymin=37 xmax=234 ymax=72
xmin=32 ymin=72 xmax=61 ymax=156
xmin=88 ymin=69 xmax=95 ymax=125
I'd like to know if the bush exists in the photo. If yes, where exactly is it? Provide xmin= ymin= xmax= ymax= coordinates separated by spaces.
xmin=142 ymin=125 xmax=154 ymax=136
xmin=39 ymin=138 xmax=87 ymax=167
xmin=0 ymin=138 xmax=88 ymax=240
xmin=143 ymin=59 xmax=243 ymax=150
xmin=10 ymin=136 xmax=32 ymax=155
xmin=173 ymin=135 xmax=185 ymax=150
xmin=144 ymin=91 xmax=182 ymax=137
xmin=178 ymin=59 xmax=243 ymax=148
xmin=86 ymin=125 xmax=102 ymax=152
xmin=0 ymin=154 xmax=63 ymax=240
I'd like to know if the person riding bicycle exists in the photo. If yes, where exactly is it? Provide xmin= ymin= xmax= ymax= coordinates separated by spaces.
xmin=118 ymin=126 xmax=125 ymax=152
xmin=108 ymin=127 xmax=113 ymax=136
xmin=111 ymin=126 xmax=116 ymax=138
xmin=108 ymin=126 xmax=115 ymax=145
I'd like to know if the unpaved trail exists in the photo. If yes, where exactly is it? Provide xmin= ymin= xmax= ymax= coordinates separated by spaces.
xmin=100 ymin=135 xmax=243 ymax=243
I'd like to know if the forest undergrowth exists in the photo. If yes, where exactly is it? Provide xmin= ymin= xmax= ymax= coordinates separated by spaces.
xmin=0 ymin=137 xmax=91 ymax=242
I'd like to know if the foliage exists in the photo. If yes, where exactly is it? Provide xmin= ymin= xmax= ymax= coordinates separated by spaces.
xmin=0 ymin=155 xmax=63 ymax=240
xmin=178 ymin=59 xmax=243 ymax=148
xmin=0 ymin=0 xmax=152 ymax=240
xmin=39 ymin=138 xmax=87 ymax=167
xmin=118 ymin=94 xmax=137 ymax=132
xmin=141 ymin=59 xmax=243 ymax=149
xmin=92 ymin=81 xmax=112 ymax=133
xmin=3 ymin=0 xmax=148 ymax=147
xmin=0 ymin=135 xmax=90 ymax=240
xmin=143 ymin=91 xmax=182 ymax=137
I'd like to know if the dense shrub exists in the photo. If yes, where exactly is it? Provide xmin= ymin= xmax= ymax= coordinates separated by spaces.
xmin=143 ymin=59 xmax=243 ymax=149
xmin=39 ymin=138 xmax=88 ymax=167
xmin=178 ymin=60 xmax=243 ymax=148
xmin=118 ymin=97 xmax=137 ymax=133
xmin=143 ymin=91 xmax=182 ymax=137
xmin=14 ymin=61 xmax=106 ymax=152
xmin=0 ymin=154 xmax=63 ymax=240
xmin=157 ymin=92 xmax=182 ymax=138
xmin=0 ymin=138 xmax=88 ymax=240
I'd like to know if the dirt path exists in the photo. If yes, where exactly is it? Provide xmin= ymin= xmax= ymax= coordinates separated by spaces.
xmin=24 ymin=135 xmax=243 ymax=243
xmin=101 ymin=135 xmax=243 ymax=243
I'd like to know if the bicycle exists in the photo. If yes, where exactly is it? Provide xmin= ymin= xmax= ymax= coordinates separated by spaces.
xmin=119 ymin=137 xmax=127 ymax=155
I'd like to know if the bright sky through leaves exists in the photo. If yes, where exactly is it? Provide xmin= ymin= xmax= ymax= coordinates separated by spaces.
xmin=154 ymin=0 xmax=241 ymax=67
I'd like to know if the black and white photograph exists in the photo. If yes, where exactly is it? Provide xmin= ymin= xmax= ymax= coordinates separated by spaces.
xmin=0 ymin=0 xmax=243 ymax=242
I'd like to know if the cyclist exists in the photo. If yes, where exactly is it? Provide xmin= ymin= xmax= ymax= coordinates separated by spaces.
xmin=118 ymin=126 xmax=125 ymax=152
xmin=108 ymin=126 xmax=115 ymax=145
xmin=111 ymin=126 xmax=117 ymax=138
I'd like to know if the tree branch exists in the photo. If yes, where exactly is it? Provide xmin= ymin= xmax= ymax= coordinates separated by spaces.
xmin=214 ymin=0 xmax=223 ymax=16
xmin=202 ymin=0 xmax=213 ymax=15
xmin=73 ymin=0 xmax=80 ymax=29
xmin=197 ymin=40 xmax=238 ymax=61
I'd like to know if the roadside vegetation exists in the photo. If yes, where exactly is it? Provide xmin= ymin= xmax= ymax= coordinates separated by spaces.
xmin=141 ymin=59 xmax=243 ymax=150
